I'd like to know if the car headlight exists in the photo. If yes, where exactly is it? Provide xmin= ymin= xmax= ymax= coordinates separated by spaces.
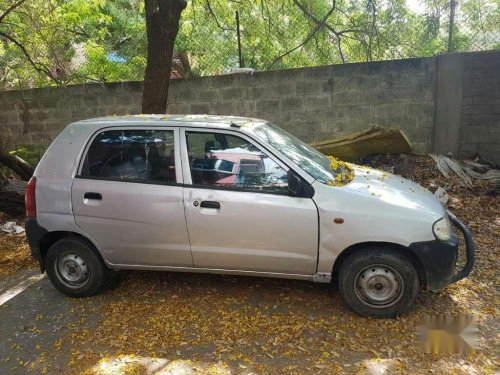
xmin=433 ymin=217 xmax=452 ymax=241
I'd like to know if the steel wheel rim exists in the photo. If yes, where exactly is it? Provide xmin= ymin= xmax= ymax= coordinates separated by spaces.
xmin=354 ymin=264 xmax=404 ymax=308
xmin=56 ymin=252 xmax=90 ymax=288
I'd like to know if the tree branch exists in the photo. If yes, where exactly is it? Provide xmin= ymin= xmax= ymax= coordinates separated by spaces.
xmin=205 ymin=0 xmax=233 ymax=31
xmin=291 ymin=0 xmax=364 ymax=62
xmin=0 ymin=0 xmax=28 ymax=24
xmin=267 ymin=4 xmax=338 ymax=69
xmin=292 ymin=0 xmax=362 ymax=37
xmin=336 ymin=34 xmax=345 ymax=63
xmin=267 ymin=28 xmax=318 ymax=69
xmin=0 ymin=30 xmax=62 ymax=84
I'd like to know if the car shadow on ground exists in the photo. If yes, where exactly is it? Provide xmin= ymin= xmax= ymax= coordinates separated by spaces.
xmin=106 ymin=270 xmax=471 ymax=315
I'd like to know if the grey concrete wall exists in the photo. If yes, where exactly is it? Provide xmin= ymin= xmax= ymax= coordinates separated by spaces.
xmin=167 ymin=58 xmax=436 ymax=153
xmin=0 ymin=82 xmax=142 ymax=149
xmin=459 ymin=51 xmax=500 ymax=163
xmin=433 ymin=54 xmax=464 ymax=155
xmin=0 ymin=51 xmax=498 ymax=161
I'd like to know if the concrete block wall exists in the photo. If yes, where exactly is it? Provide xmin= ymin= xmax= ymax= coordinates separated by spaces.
xmin=459 ymin=52 xmax=500 ymax=162
xmin=167 ymin=58 xmax=436 ymax=153
xmin=0 ymin=51 xmax=499 ymax=162
xmin=0 ymin=82 xmax=142 ymax=149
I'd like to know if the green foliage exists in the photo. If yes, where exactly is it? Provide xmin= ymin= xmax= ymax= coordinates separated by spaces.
xmin=0 ymin=145 xmax=44 ymax=180
xmin=0 ymin=0 xmax=498 ymax=89
xmin=9 ymin=145 xmax=47 ymax=167
xmin=0 ymin=0 xmax=146 ymax=89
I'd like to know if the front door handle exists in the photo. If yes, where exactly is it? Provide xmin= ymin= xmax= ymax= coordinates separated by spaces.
xmin=200 ymin=201 xmax=220 ymax=209
xmin=84 ymin=192 xmax=102 ymax=200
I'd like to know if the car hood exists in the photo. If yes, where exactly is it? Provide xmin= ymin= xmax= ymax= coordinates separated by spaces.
xmin=342 ymin=164 xmax=444 ymax=215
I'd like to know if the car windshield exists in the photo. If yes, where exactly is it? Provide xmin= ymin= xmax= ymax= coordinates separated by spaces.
xmin=250 ymin=123 xmax=336 ymax=183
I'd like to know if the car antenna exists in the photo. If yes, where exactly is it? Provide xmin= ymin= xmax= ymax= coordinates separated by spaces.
xmin=230 ymin=121 xmax=241 ymax=128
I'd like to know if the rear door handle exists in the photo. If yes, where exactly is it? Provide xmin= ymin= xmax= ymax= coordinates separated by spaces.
xmin=84 ymin=192 xmax=102 ymax=200
xmin=200 ymin=201 xmax=220 ymax=209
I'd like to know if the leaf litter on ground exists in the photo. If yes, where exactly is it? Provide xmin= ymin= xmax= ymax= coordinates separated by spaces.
xmin=2 ymin=154 xmax=499 ymax=374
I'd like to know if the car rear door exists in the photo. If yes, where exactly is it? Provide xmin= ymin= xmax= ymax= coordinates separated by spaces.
xmin=180 ymin=128 xmax=318 ymax=275
xmin=71 ymin=126 xmax=193 ymax=267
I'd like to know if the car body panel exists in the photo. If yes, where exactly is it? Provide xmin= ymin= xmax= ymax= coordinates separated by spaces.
xmin=71 ymin=178 xmax=192 ymax=266
xmin=312 ymin=165 xmax=446 ymax=274
xmin=178 ymin=127 xmax=318 ymax=274
xmin=69 ymin=126 xmax=193 ymax=267
xmin=33 ymin=120 xmax=106 ymax=258
xmin=30 ymin=115 xmax=467 ymax=289
xmin=182 ymin=186 xmax=319 ymax=274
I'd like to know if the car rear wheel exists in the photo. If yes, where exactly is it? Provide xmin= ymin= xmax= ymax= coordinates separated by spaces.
xmin=45 ymin=237 xmax=111 ymax=297
xmin=338 ymin=246 xmax=419 ymax=318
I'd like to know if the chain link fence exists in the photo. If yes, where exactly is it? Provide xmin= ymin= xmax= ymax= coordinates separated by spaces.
xmin=451 ymin=0 xmax=500 ymax=52
xmin=0 ymin=0 xmax=499 ymax=88
xmin=182 ymin=0 xmax=500 ymax=77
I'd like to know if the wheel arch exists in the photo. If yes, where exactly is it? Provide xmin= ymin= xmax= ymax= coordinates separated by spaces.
xmin=331 ymin=241 xmax=426 ymax=288
xmin=39 ymin=231 xmax=106 ymax=271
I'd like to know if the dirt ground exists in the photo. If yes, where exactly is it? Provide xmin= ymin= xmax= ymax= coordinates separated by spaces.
xmin=0 ymin=155 xmax=498 ymax=374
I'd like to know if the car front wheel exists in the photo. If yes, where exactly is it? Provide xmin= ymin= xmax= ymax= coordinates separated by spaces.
xmin=45 ymin=237 xmax=111 ymax=297
xmin=338 ymin=246 xmax=419 ymax=318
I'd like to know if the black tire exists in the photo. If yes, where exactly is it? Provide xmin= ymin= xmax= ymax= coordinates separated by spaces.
xmin=337 ymin=246 xmax=419 ymax=318
xmin=45 ymin=237 xmax=111 ymax=297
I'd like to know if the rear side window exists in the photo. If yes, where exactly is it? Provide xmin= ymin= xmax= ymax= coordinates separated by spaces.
xmin=80 ymin=129 xmax=176 ymax=183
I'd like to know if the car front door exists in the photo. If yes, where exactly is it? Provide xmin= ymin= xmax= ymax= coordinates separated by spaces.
xmin=180 ymin=128 xmax=318 ymax=275
xmin=71 ymin=127 xmax=192 ymax=267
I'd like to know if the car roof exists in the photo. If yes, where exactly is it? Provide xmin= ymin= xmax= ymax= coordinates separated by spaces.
xmin=75 ymin=114 xmax=268 ymax=129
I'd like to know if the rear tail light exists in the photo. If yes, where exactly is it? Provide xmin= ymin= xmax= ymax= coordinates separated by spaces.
xmin=25 ymin=177 xmax=37 ymax=218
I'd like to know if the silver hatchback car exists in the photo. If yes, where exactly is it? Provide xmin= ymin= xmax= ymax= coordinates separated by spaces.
xmin=25 ymin=115 xmax=474 ymax=318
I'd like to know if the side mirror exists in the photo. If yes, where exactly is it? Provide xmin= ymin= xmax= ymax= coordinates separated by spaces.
xmin=288 ymin=170 xmax=302 ymax=197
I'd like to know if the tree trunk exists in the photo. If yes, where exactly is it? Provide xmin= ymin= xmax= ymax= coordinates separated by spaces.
xmin=0 ymin=151 xmax=34 ymax=181
xmin=0 ymin=179 xmax=26 ymax=215
xmin=177 ymin=51 xmax=192 ymax=76
xmin=142 ymin=0 xmax=187 ymax=114
xmin=0 ymin=151 xmax=33 ymax=214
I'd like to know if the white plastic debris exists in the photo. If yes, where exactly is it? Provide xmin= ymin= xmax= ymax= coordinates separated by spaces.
xmin=434 ymin=186 xmax=449 ymax=205
xmin=430 ymin=154 xmax=500 ymax=189
xmin=0 ymin=221 xmax=25 ymax=234
xmin=225 ymin=68 xmax=256 ymax=75
xmin=429 ymin=154 xmax=473 ymax=188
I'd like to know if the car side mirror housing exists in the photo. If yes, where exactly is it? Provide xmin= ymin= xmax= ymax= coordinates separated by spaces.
xmin=288 ymin=171 xmax=302 ymax=196
xmin=288 ymin=170 xmax=314 ymax=198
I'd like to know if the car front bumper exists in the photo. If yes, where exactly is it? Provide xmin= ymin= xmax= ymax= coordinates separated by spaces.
xmin=409 ymin=211 xmax=475 ymax=291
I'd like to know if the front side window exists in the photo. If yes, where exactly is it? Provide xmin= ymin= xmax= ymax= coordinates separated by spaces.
xmin=186 ymin=131 xmax=288 ymax=194
xmin=81 ymin=129 xmax=176 ymax=183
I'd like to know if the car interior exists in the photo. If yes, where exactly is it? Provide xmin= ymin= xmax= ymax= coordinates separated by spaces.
xmin=187 ymin=132 xmax=267 ymax=188
xmin=83 ymin=131 xmax=176 ymax=183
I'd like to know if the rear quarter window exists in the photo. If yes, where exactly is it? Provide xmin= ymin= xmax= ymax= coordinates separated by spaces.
xmin=80 ymin=129 xmax=176 ymax=183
